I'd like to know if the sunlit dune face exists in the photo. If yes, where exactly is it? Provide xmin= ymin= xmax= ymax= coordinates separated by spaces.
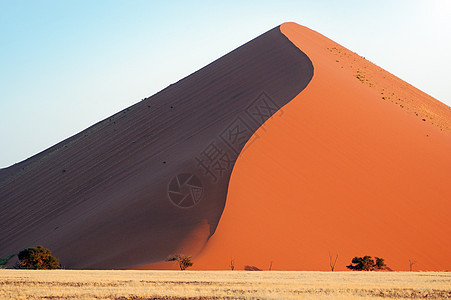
xmin=193 ymin=23 xmax=451 ymax=271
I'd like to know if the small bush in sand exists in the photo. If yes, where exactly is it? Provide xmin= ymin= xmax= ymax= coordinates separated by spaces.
xmin=15 ymin=246 xmax=62 ymax=270
xmin=167 ymin=254 xmax=193 ymax=270
xmin=244 ymin=265 xmax=262 ymax=271
xmin=0 ymin=254 xmax=14 ymax=269
xmin=347 ymin=256 xmax=387 ymax=271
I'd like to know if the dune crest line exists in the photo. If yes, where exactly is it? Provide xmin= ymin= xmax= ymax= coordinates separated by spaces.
xmin=0 ymin=26 xmax=314 ymax=269
xmin=192 ymin=22 xmax=451 ymax=271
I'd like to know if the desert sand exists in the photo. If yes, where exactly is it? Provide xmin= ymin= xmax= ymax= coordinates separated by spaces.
xmin=0 ymin=26 xmax=313 ymax=269
xmin=193 ymin=23 xmax=451 ymax=271
xmin=1 ymin=22 xmax=449 ymax=271
xmin=1 ymin=270 xmax=450 ymax=299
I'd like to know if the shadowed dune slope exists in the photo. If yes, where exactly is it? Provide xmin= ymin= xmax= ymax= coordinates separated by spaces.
xmin=0 ymin=26 xmax=313 ymax=269
xmin=194 ymin=22 xmax=451 ymax=271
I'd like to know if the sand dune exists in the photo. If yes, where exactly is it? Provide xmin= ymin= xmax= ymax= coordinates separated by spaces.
xmin=193 ymin=22 xmax=451 ymax=271
xmin=0 ymin=26 xmax=313 ymax=269
xmin=1 ymin=22 xmax=449 ymax=271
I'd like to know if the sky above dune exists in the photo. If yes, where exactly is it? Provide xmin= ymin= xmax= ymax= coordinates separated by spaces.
xmin=0 ymin=0 xmax=450 ymax=168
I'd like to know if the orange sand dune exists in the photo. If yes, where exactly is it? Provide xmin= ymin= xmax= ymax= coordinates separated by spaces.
xmin=194 ymin=22 xmax=451 ymax=271
xmin=1 ymin=22 xmax=449 ymax=271
xmin=0 ymin=26 xmax=313 ymax=269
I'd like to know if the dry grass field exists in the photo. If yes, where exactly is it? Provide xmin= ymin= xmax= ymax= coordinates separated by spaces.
xmin=0 ymin=270 xmax=450 ymax=299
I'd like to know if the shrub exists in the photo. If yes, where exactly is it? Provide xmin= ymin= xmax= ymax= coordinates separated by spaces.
xmin=346 ymin=256 xmax=387 ymax=271
xmin=244 ymin=265 xmax=262 ymax=271
xmin=167 ymin=254 xmax=193 ymax=270
xmin=0 ymin=254 xmax=14 ymax=269
xmin=374 ymin=257 xmax=387 ymax=270
xmin=16 ymin=246 xmax=62 ymax=269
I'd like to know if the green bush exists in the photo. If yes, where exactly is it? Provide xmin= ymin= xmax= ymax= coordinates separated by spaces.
xmin=16 ymin=246 xmax=62 ymax=269
xmin=0 ymin=254 xmax=14 ymax=269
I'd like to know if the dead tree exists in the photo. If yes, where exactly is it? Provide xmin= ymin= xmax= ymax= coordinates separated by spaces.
xmin=329 ymin=252 xmax=338 ymax=271
xmin=409 ymin=259 xmax=416 ymax=272
xmin=230 ymin=258 xmax=235 ymax=271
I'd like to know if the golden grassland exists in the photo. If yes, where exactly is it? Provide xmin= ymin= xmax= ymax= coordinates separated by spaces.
xmin=0 ymin=270 xmax=450 ymax=299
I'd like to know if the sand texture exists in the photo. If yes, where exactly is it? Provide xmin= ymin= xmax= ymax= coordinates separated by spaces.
xmin=1 ymin=270 xmax=450 ymax=299
xmin=193 ymin=22 xmax=451 ymax=271
xmin=0 ymin=26 xmax=313 ymax=269
xmin=1 ymin=22 xmax=450 ymax=271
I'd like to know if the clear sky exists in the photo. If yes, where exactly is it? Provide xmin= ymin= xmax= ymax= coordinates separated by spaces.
xmin=1 ymin=0 xmax=450 ymax=168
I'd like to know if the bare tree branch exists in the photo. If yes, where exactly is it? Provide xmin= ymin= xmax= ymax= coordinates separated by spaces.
xmin=329 ymin=252 xmax=338 ymax=271
xmin=409 ymin=259 xmax=416 ymax=272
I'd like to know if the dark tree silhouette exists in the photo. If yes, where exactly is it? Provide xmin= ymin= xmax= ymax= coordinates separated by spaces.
xmin=167 ymin=254 xmax=193 ymax=270
xmin=244 ymin=265 xmax=262 ymax=271
xmin=409 ymin=259 xmax=416 ymax=272
xmin=374 ymin=257 xmax=387 ymax=270
xmin=329 ymin=252 xmax=338 ymax=271
xmin=346 ymin=256 xmax=387 ymax=271
xmin=16 ymin=246 xmax=61 ymax=269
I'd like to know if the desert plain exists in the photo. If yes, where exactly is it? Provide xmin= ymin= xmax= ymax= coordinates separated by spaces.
xmin=1 ymin=20 xmax=450 ymax=300
xmin=1 ymin=270 xmax=451 ymax=299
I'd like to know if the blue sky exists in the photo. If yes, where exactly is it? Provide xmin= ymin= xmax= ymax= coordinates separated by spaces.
xmin=1 ymin=0 xmax=450 ymax=168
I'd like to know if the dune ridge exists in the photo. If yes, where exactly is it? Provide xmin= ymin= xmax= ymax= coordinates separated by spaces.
xmin=0 ymin=26 xmax=313 ymax=269
xmin=192 ymin=22 xmax=451 ymax=271
xmin=2 ymin=22 xmax=449 ymax=271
